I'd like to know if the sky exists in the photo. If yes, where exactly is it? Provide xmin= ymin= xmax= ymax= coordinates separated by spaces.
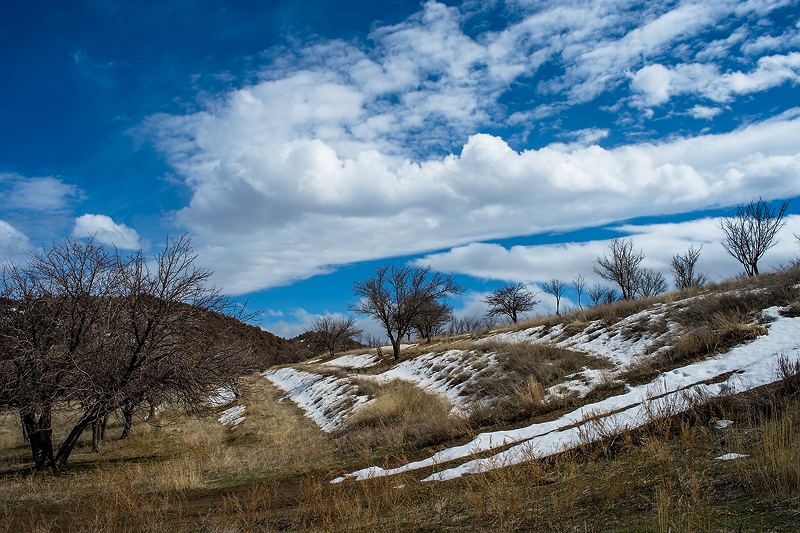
xmin=2 ymin=0 xmax=800 ymax=339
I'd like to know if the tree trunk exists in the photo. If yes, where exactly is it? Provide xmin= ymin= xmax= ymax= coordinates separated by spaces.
xmin=92 ymin=418 xmax=102 ymax=453
xmin=55 ymin=407 xmax=98 ymax=468
xmin=391 ymin=340 xmax=400 ymax=361
xmin=100 ymin=412 xmax=110 ymax=440
xmin=120 ymin=401 xmax=135 ymax=439
xmin=21 ymin=409 xmax=55 ymax=470
xmin=20 ymin=413 xmax=28 ymax=442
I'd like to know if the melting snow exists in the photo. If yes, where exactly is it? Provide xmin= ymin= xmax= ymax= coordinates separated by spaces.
xmin=322 ymin=353 xmax=380 ymax=369
xmin=333 ymin=307 xmax=800 ymax=483
xmin=218 ymin=405 xmax=246 ymax=427
xmin=715 ymin=453 xmax=749 ymax=460
xmin=264 ymin=367 xmax=369 ymax=432
xmin=209 ymin=386 xmax=237 ymax=407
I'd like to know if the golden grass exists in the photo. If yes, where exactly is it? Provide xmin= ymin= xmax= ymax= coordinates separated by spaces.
xmin=5 ymin=267 xmax=800 ymax=531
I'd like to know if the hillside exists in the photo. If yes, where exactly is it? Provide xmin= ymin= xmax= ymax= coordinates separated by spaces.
xmin=2 ymin=267 xmax=800 ymax=531
xmin=265 ymin=268 xmax=800 ymax=485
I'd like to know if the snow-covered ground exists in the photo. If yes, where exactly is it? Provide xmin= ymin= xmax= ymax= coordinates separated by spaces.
xmin=218 ymin=404 xmax=246 ymax=428
xmin=333 ymin=307 xmax=800 ymax=483
xmin=264 ymin=367 xmax=370 ymax=432
xmin=259 ymin=291 xmax=799 ymax=485
xmin=322 ymin=353 xmax=380 ymax=369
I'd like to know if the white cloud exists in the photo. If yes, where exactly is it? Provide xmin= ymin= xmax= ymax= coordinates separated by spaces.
xmin=631 ymin=64 xmax=674 ymax=107
xmin=141 ymin=0 xmax=800 ymax=295
xmin=689 ymin=105 xmax=724 ymax=119
xmin=0 ymin=173 xmax=82 ymax=212
xmin=631 ymin=52 xmax=800 ymax=109
xmin=420 ymin=216 xmax=800 ymax=287
xmin=72 ymin=214 xmax=146 ymax=250
xmin=0 ymin=220 xmax=31 ymax=263
xmin=152 ymin=102 xmax=800 ymax=294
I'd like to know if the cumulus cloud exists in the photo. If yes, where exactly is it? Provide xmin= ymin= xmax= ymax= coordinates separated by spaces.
xmin=152 ymin=104 xmax=800 ymax=293
xmin=142 ymin=0 xmax=800 ymax=294
xmin=72 ymin=214 xmax=146 ymax=250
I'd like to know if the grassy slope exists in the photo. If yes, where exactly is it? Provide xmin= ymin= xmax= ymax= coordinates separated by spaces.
xmin=2 ymin=269 xmax=800 ymax=531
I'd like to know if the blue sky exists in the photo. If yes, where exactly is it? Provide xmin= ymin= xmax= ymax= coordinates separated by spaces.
xmin=2 ymin=0 xmax=800 ymax=339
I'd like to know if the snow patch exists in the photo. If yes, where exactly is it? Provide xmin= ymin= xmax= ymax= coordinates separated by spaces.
xmin=218 ymin=405 xmax=246 ymax=428
xmin=264 ymin=367 xmax=369 ymax=432
xmin=209 ymin=386 xmax=237 ymax=407
xmin=335 ymin=308 xmax=800 ymax=483
xmin=322 ymin=353 xmax=380 ymax=369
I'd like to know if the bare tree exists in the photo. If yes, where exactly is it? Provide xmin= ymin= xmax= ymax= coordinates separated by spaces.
xmin=309 ymin=315 xmax=363 ymax=357
xmin=0 ymin=235 xmax=256 ymax=469
xmin=719 ymin=198 xmax=789 ymax=276
xmin=593 ymin=238 xmax=645 ymax=300
xmin=447 ymin=315 xmax=484 ymax=334
xmin=604 ymin=288 xmax=620 ymax=305
xmin=349 ymin=265 xmax=461 ymax=360
xmin=572 ymin=274 xmax=586 ymax=310
xmin=483 ymin=282 xmax=539 ymax=324
xmin=412 ymin=300 xmax=453 ymax=342
xmin=671 ymin=245 xmax=707 ymax=289
xmin=541 ymin=278 xmax=567 ymax=316
xmin=635 ymin=268 xmax=668 ymax=298
xmin=1 ymin=238 xmax=116 ymax=469
xmin=587 ymin=283 xmax=607 ymax=307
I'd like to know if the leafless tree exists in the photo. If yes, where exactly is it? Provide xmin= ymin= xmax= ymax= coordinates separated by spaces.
xmin=309 ymin=315 xmax=363 ymax=357
xmin=349 ymin=265 xmax=461 ymax=360
xmin=447 ymin=315 xmax=484 ymax=334
xmin=604 ymin=288 xmax=620 ymax=305
xmin=483 ymin=282 xmax=539 ymax=324
xmin=635 ymin=268 xmax=668 ymax=298
xmin=0 ymin=235 xmax=256 ymax=470
xmin=1 ymin=238 xmax=117 ymax=469
xmin=412 ymin=299 xmax=453 ymax=343
xmin=593 ymin=238 xmax=645 ymax=300
xmin=542 ymin=278 xmax=567 ymax=316
xmin=719 ymin=198 xmax=789 ymax=276
xmin=586 ymin=283 xmax=607 ymax=307
xmin=671 ymin=245 xmax=707 ymax=289
xmin=572 ymin=274 xmax=586 ymax=310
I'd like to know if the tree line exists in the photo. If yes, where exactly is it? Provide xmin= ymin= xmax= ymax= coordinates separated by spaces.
xmin=0 ymin=235 xmax=258 ymax=469
xmin=329 ymin=197 xmax=791 ymax=353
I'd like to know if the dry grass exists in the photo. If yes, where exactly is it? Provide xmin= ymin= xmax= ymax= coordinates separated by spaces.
xmin=464 ymin=340 xmax=614 ymax=423
xmin=342 ymin=380 xmax=469 ymax=453
xmin=5 ymin=267 xmax=800 ymax=531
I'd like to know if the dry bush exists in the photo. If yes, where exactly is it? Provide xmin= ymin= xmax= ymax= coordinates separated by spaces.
xmin=344 ymin=381 xmax=467 ymax=452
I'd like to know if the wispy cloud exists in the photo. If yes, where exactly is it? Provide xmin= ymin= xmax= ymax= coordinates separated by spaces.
xmin=420 ymin=216 xmax=800 ymax=287
xmin=0 ymin=173 xmax=82 ymax=212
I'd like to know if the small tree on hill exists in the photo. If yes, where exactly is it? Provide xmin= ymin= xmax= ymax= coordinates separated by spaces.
xmin=719 ymin=197 xmax=789 ymax=276
xmin=309 ymin=315 xmax=363 ymax=357
xmin=635 ymin=268 xmax=668 ymax=298
xmin=350 ymin=265 xmax=461 ymax=360
xmin=587 ymin=283 xmax=607 ymax=307
xmin=593 ymin=238 xmax=645 ymax=300
xmin=483 ymin=282 xmax=539 ymax=324
xmin=542 ymin=278 xmax=567 ymax=316
xmin=412 ymin=299 xmax=453 ymax=342
xmin=671 ymin=245 xmax=707 ymax=289
xmin=572 ymin=274 xmax=586 ymax=310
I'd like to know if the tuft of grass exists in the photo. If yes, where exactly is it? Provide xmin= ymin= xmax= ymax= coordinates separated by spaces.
xmin=343 ymin=381 xmax=468 ymax=452
xmin=347 ymin=381 xmax=452 ymax=428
